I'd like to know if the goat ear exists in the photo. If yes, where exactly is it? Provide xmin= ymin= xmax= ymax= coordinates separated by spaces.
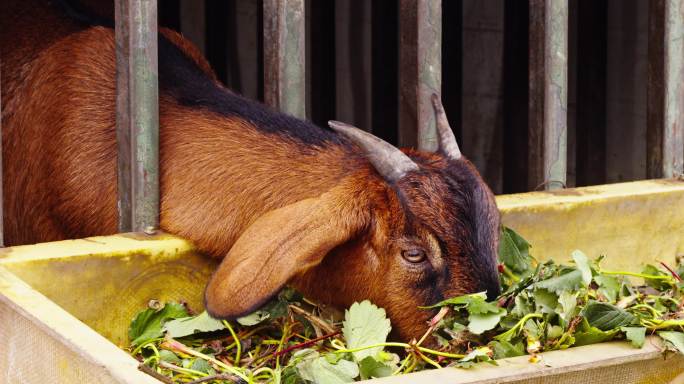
xmin=204 ymin=189 xmax=364 ymax=319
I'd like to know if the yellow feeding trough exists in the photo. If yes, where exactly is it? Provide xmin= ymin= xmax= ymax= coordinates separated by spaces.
xmin=1 ymin=179 xmax=684 ymax=383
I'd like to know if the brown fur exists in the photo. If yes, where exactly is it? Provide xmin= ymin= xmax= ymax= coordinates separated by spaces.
xmin=1 ymin=1 xmax=501 ymax=342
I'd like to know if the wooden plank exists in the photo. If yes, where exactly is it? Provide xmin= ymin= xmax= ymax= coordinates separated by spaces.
xmin=398 ymin=0 xmax=442 ymax=151
xmin=368 ymin=335 xmax=684 ymax=383
xmin=115 ymin=0 xmax=160 ymax=232
xmin=262 ymin=0 xmax=306 ymax=118
xmin=234 ymin=0 xmax=260 ymax=101
xmin=503 ymin=1 xmax=530 ymax=193
xmin=576 ymin=0 xmax=607 ymax=186
xmin=441 ymin=0 xmax=462 ymax=148
xmin=0 ymin=62 xmax=3 ymax=246
xmin=3 ymin=179 xmax=684 ymax=382
xmin=0 ymin=267 xmax=162 ymax=384
xmin=499 ymin=178 xmax=684 ymax=273
xmin=647 ymin=0 xmax=684 ymax=179
xmin=528 ymin=0 xmax=568 ymax=191
xmin=205 ymin=0 xmax=245 ymax=91
xmin=224 ymin=0 xmax=241 ymax=91
xmin=205 ymin=0 xmax=229 ymax=85
xmin=310 ymin=0 xmax=336 ymax=127
xmin=159 ymin=0 xmax=180 ymax=31
xmin=0 ymin=234 xmax=202 ymax=347
xmin=371 ymin=0 xmax=399 ymax=145
xmin=335 ymin=0 xmax=372 ymax=131
xmin=179 ymin=0 xmax=206 ymax=55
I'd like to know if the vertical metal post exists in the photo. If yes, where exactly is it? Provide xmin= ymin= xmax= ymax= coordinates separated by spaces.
xmin=263 ymin=0 xmax=306 ymax=118
xmin=398 ymin=0 xmax=442 ymax=151
xmin=528 ymin=0 xmax=568 ymax=190
xmin=647 ymin=0 xmax=684 ymax=179
xmin=115 ymin=0 xmax=160 ymax=232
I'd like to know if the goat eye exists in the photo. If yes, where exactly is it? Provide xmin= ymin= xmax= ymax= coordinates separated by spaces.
xmin=401 ymin=249 xmax=427 ymax=263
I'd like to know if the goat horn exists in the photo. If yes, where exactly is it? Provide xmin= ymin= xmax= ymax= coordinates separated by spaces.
xmin=431 ymin=93 xmax=462 ymax=160
xmin=328 ymin=120 xmax=419 ymax=182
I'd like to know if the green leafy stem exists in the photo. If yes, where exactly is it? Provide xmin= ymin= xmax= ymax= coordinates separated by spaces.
xmin=330 ymin=340 xmax=465 ymax=359
xmin=162 ymin=338 xmax=250 ymax=381
xmin=641 ymin=318 xmax=684 ymax=330
xmin=500 ymin=264 xmax=521 ymax=283
xmin=222 ymin=320 xmax=242 ymax=367
xmin=494 ymin=313 xmax=544 ymax=341
xmin=600 ymin=270 xmax=674 ymax=281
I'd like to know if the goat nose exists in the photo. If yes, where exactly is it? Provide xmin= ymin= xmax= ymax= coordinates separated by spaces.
xmin=483 ymin=272 xmax=502 ymax=301
xmin=485 ymin=281 xmax=501 ymax=301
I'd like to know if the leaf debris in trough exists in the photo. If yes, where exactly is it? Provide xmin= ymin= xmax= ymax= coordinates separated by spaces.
xmin=127 ymin=227 xmax=684 ymax=383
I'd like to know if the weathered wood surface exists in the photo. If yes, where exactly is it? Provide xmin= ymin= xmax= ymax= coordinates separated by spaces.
xmin=576 ymin=0 xmax=607 ymax=186
xmin=0 ymin=62 xmax=3 ymax=246
xmin=647 ymin=0 xmax=684 ymax=179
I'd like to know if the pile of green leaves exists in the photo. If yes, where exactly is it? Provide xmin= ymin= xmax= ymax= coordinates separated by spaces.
xmin=129 ymin=290 xmax=409 ymax=383
xmin=128 ymin=227 xmax=684 ymax=383
xmin=427 ymin=227 xmax=684 ymax=365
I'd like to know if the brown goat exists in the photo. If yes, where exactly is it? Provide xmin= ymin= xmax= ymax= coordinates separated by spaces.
xmin=1 ymin=0 xmax=501 ymax=341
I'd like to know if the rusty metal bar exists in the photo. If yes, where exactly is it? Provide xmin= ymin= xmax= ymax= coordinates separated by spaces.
xmin=398 ymin=0 xmax=442 ymax=151
xmin=115 ymin=0 xmax=160 ymax=232
xmin=262 ymin=0 xmax=306 ymax=118
xmin=647 ymin=0 xmax=684 ymax=179
xmin=528 ymin=0 xmax=568 ymax=191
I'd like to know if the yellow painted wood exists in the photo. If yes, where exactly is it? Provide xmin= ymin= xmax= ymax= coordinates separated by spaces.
xmin=0 ymin=234 xmax=214 ymax=347
xmin=373 ymin=336 xmax=684 ymax=383
xmin=0 ymin=266 xmax=159 ymax=383
xmin=1 ymin=179 xmax=684 ymax=382
xmin=0 ymin=232 xmax=193 ymax=263
xmin=497 ymin=179 xmax=684 ymax=272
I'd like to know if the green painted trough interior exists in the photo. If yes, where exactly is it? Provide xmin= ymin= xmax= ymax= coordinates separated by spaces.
xmin=1 ymin=179 xmax=684 ymax=383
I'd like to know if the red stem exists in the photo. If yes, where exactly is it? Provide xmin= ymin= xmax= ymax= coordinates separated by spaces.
xmin=659 ymin=261 xmax=682 ymax=282
xmin=273 ymin=330 xmax=341 ymax=357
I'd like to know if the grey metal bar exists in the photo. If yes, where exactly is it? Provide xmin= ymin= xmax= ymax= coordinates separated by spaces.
xmin=528 ymin=0 xmax=568 ymax=191
xmin=115 ymin=0 xmax=160 ymax=232
xmin=398 ymin=0 xmax=442 ymax=151
xmin=647 ymin=0 xmax=684 ymax=179
xmin=263 ymin=0 xmax=306 ymax=118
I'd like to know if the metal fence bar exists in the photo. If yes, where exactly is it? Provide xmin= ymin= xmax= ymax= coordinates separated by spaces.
xmin=528 ymin=0 xmax=568 ymax=191
xmin=115 ymin=0 xmax=160 ymax=232
xmin=647 ymin=0 xmax=684 ymax=179
xmin=263 ymin=0 xmax=306 ymax=118
xmin=398 ymin=0 xmax=442 ymax=151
